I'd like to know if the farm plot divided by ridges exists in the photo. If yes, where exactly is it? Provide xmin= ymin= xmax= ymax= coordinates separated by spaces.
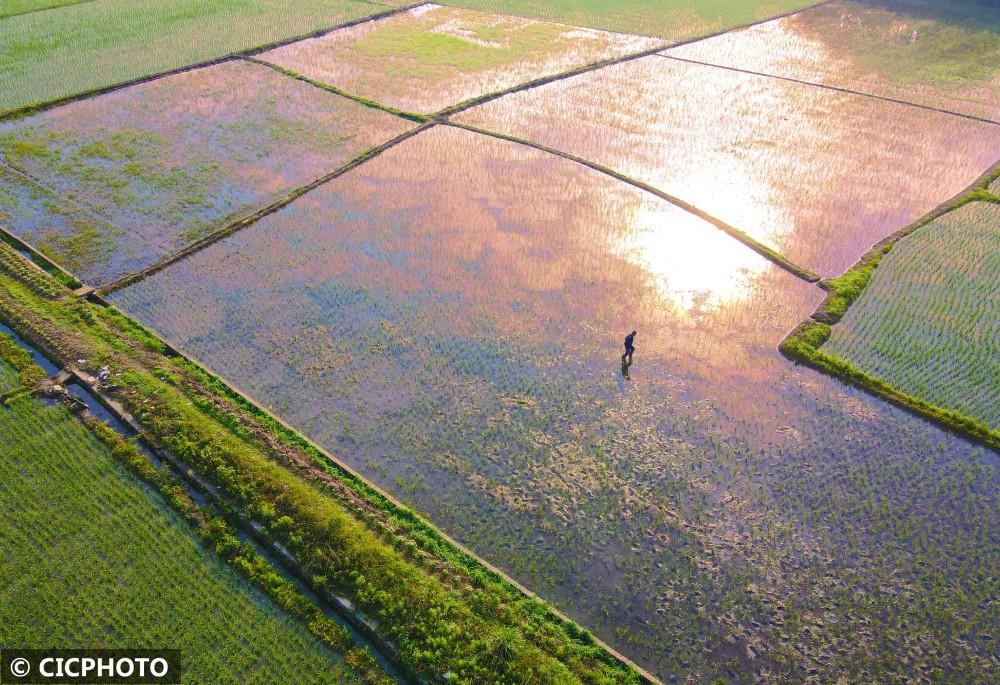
xmin=0 ymin=0 xmax=386 ymax=114
xmin=0 ymin=59 xmax=414 ymax=285
xmin=257 ymin=4 xmax=661 ymax=115
xmin=436 ymin=0 xmax=817 ymax=40
xmin=0 ymin=395 xmax=370 ymax=684
xmin=666 ymin=0 xmax=1000 ymax=122
xmin=456 ymin=55 xmax=1000 ymax=278
xmin=111 ymin=126 xmax=1000 ymax=683
xmin=824 ymin=201 xmax=1000 ymax=429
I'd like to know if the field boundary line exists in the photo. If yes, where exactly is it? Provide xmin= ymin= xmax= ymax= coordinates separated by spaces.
xmin=0 ymin=1 xmax=426 ymax=122
xmin=241 ymin=2 xmax=429 ymax=57
xmin=435 ymin=42 xmax=671 ymax=116
xmin=437 ymin=0 xmax=836 ymax=42
xmin=97 ymin=123 xmax=435 ymax=296
xmin=0 ymin=223 xmax=82 ymax=290
xmin=434 ymin=0 xmax=836 ymax=116
xmin=655 ymin=54 xmax=1000 ymax=126
xmin=242 ymin=56 xmax=428 ymax=122
xmin=0 ymin=0 xmax=98 ymax=21
xmin=779 ymin=159 xmax=1000 ymax=454
xmin=0 ymin=161 xmax=139 ymax=250
xmin=445 ymin=120 xmax=822 ymax=282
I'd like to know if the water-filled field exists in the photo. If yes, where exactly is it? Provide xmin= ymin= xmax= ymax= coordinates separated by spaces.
xmin=112 ymin=126 xmax=1000 ymax=683
xmin=440 ymin=0 xmax=816 ymax=39
xmin=667 ymin=0 xmax=1000 ymax=122
xmin=0 ymin=394 xmax=369 ymax=684
xmin=0 ymin=165 xmax=133 ymax=281
xmin=0 ymin=59 xmax=413 ymax=284
xmin=259 ymin=4 xmax=661 ymax=114
xmin=824 ymin=201 xmax=1000 ymax=429
xmin=0 ymin=0 xmax=383 ymax=113
xmin=456 ymin=55 xmax=1000 ymax=278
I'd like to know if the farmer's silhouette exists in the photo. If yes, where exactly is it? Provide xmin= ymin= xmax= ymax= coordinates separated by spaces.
xmin=622 ymin=330 xmax=636 ymax=365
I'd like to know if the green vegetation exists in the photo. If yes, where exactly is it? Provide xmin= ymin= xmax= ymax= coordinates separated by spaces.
xmin=260 ymin=5 xmax=659 ymax=114
xmin=0 ymin=390 xmax=384 ymax=683
xmin=351 ymin=15 xmax=567 ymax=75
xmin=812 ymin=173 xmax=1000 ymax=323
xmin=824 ymin=202 xmax=1000 ymax=429
xmin=0 ymin=332 xmax=44 ymax=394
xmin=0 ymin=0 xmax=387 ymax=114
xmin=0 ymin=243 xmax=644 ymax=683
xmin=798 ymin=0 xmax=1000 ymax=89
xmin=780 ymin=320 xmax=1000 ymax=452
xmin=0 ymin=240 xmax=62 ymax=298
xmin=0 ymin=0 xmax=93 ymax=19
xmin=440 ymin=0 xmax=817 ymax=39
xmin=781 ymin=169 xmax=1000 ymax=451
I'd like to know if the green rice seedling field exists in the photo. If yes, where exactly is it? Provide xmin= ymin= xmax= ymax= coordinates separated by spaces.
xmin=456 ymin=54 xmax=1000 ymax=278
xmin=0 ymin=344 xmax=22 ymax=392
xmin=667 ymin=0 xmax=1000 ymax=121
xmin=0 ymin=0 xmax=94 ymax=19
xmin=0 ymin=0 xmax=390 ymax=114
xmin=258 ymin=4 xmax=662 ymax=114
xmin=0 ymin=59 xmax=413 ymax=284
xmin=3 ymin=1 xmax=1000 ymax=683
xmin=438 ymin=0 xmax=817 ymax=39
xmin=823 ymin=201 xmax=1000 ymax=428
xmin=0 ymin=394 xmax=378 ymax=684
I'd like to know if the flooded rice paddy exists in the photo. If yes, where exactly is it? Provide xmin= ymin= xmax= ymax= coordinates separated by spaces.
xmin=258 ymin=4 xmax=662 ymax=115
xmin=825 ymin=201 xmax=1000 ymax=430
xmin=666 ymin=0 xmax=1000 ymax=122
xmin=111 ymin=126 xmax=999 ymax=684
xmin=0 ymin=59 xmax=413 ymax=284
xmin=456 ymin=55 xmax=1000 ymax=278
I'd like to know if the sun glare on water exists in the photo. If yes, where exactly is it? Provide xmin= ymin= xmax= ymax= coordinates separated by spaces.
xmin=615 ymin=202 xmax=769 ymax=312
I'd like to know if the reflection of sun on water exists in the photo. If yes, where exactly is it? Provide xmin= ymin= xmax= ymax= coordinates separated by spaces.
xmin=615 ymin=203 xmax=769 ymax=311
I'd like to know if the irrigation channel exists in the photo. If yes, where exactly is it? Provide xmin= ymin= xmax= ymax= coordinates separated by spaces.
xmin=0 ymin=321 xmax=410 ymax=685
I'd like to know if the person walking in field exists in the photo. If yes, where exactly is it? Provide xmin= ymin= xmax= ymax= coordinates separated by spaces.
xmin=622 ymin=330 xmax=636 ymax=364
